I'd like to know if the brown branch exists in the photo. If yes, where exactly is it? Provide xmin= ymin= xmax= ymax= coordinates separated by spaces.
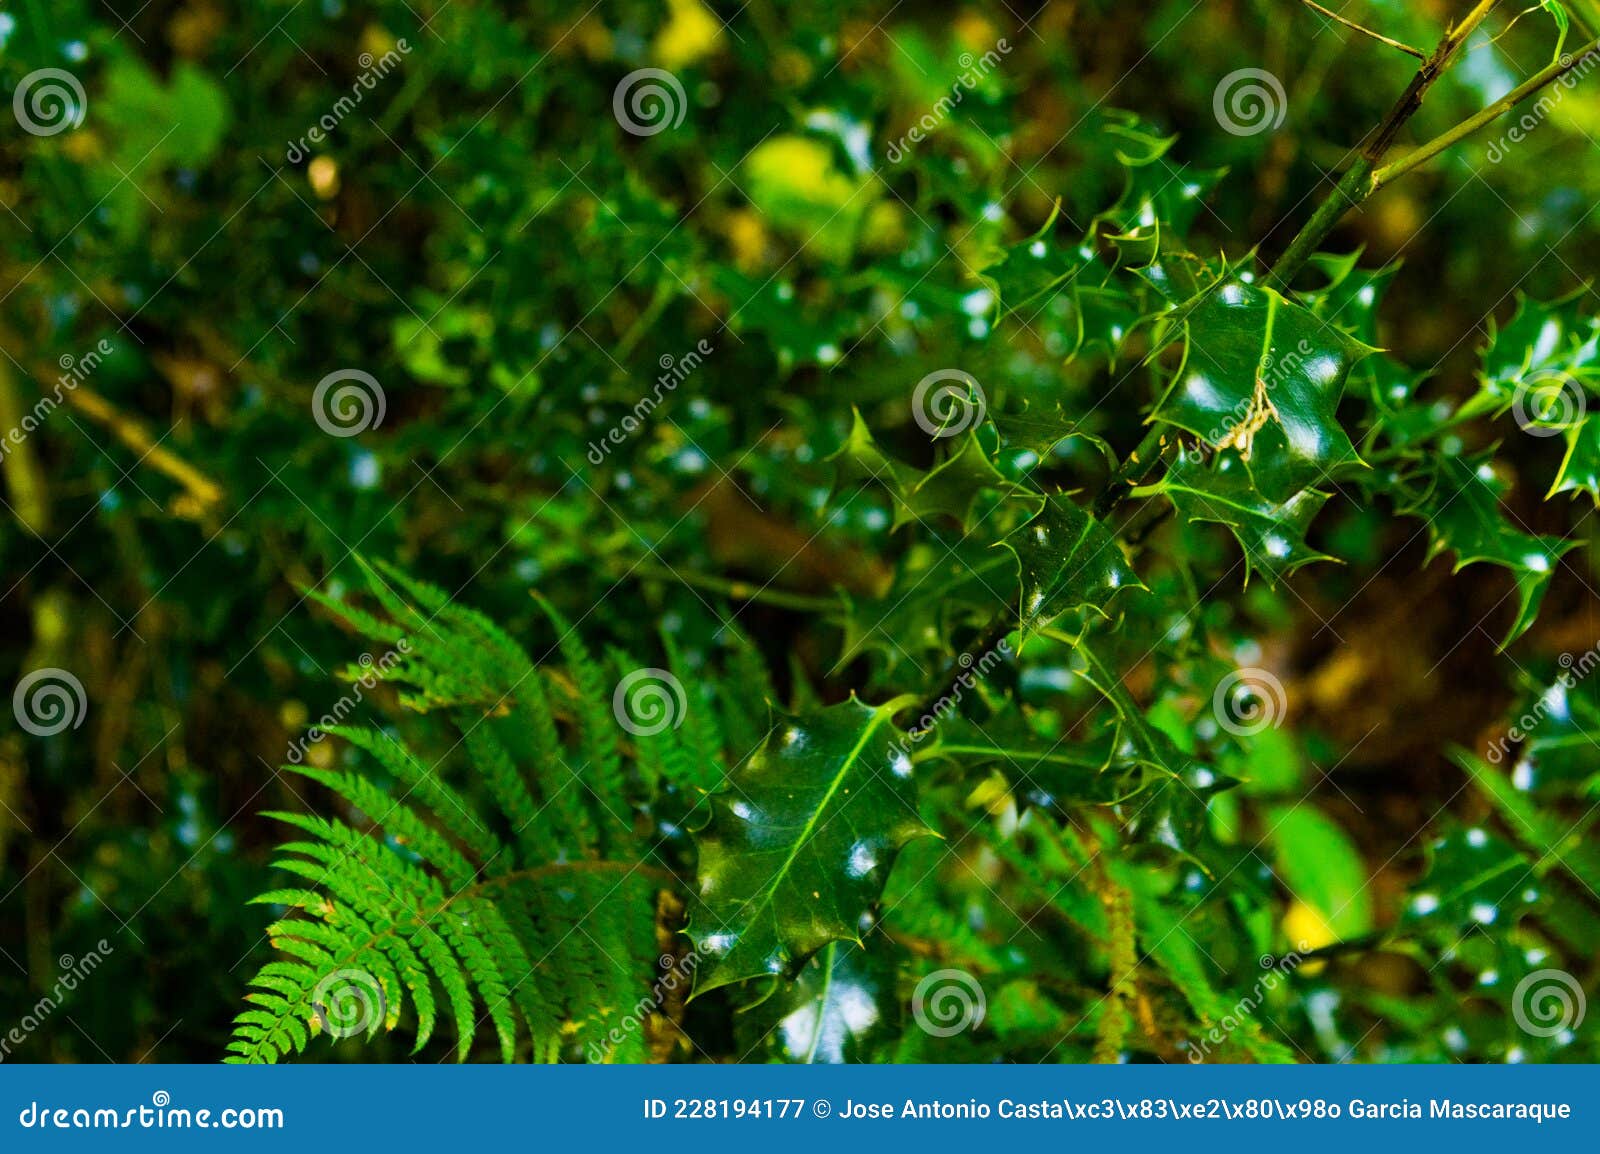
xmin=1269 ymin=0 xmax=1508 ymax=286
xmin=1298 ymin=0 xmax=1426 ymax=59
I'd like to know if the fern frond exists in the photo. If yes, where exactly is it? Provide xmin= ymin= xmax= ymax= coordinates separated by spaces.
xmin=234 ymin=562 xmax=750 ymax=1062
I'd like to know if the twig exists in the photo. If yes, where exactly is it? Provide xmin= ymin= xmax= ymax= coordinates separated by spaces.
xmin=632 ymin=562 xmax=841 ymax=612
xmin=64 ymin=386 xmax=225 ymax=513
xmin=1092 ymin=426 xmax=1170 ymax=517
xmin=0 ymin=358 xmax=51 ymax=534
xmin=1373 ymin=33 xmax=1600 ymax=187
xmin=1270 ymin=0 xmax=1508 ymax=286
xmin=1298 ymin=0 xmax=1426 ymax=59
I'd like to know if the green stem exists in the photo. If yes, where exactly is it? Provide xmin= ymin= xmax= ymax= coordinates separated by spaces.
xmin=1268 ymin=159 xmax=1375 ymax=290
xmin=1092 ymin=426 xmax=1168 ymax=517
xmin=0 ymin=359 xmax=51 ymax=535
xmin=1373 ymin=33 xmax=1600 ymax=189
xmin=1268 ymin=0 xmax=1507 ymax=288
xmin=633 ymin=563 xmax=840 ymax=613
xmin=1297 ymin=0 xmax=1426 ymax=59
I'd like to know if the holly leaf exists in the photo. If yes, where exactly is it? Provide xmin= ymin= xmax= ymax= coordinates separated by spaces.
xmin=757 ymin=939 xmax=902 ymax=1062
xmin=1146 ymin=449 xmax=1334 ymax=587
xmin=1550 ymin=415 xmax=1600 ymax=503
xmin=922 ymin=712 xmax=1143 ymax=806
xmin=990 ymin=402 xmax=1116 ymax=465
xmin=834 ymin=537 xmax=1014 ymax=679
xmin=688 ymin=696 xmax=935 ymax=995
xmin=830 ymin=409 xmax=1032 ymax=532
xmin=1471 ymin=290 xmax=1600 ymax=414
xmin=1297 ymin=250 xmax=1399 ymax=348
xmin=1454 ymin=749 xmax=1600 ymax=898
xmin=1408 ymin=455 xmax=1577 ymax=647
xmin=1003 ymin=495 xmax=1144 ymax=636
xmin=1506 ymin=674 xmax=1600 ymax=798
xmin=1152 ymin=278 xmax=1374 ymax=501
xmin=1100 ymin=158 xmax=1226 ymax=239
xmin=1401 ymin=825 xmax=1536 ymax=931
xmin=980 ymin=201 xmax=1095 ymax=322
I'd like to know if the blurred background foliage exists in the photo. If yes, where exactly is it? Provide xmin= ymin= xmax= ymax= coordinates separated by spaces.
xmin=1 ymin=0 xmax=1597 ymax=1061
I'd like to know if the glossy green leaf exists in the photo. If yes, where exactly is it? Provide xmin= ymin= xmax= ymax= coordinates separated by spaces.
xmin=1453 ymin=750 xmax=1600 ymax=899
xmin=688 ymin=696 xmax=935 ymax=994
xmin=1153 ymin=278 xmax=1374 ymax=501
xmin=1550 ymin=416 xmax=1600 ymax=503
xmin=1004 ymin=495 xmax=1144 ymax=636
xmin=1144 ymin=449 xmax=1334 ymax=587
xmin=980 ymin=201 xmax=1095 ymax=322
xmin=761 ymin=939 xmax=902 ymax=1063
xmin=1472 ymin=290 xmax=1600 ymax=414
xmin=1407 ymin=455 xmax=1577 ymax=647
xmin=830 ymin=409 xmax=1033 ymax=532
xmin=1266 ymin=806 xmax=1373 ymax=939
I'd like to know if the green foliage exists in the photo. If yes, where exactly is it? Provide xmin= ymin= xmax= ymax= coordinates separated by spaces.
xmin=231 ymin=563 xmax=733 ymax=1063
xmin=6 ymin=0 xmax=1600 ymax=1067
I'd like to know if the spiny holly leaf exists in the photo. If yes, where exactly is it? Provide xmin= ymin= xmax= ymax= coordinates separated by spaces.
xmin=905 ymin=432 xmax=1037 ymax=529
xmin=1471 ymin=289 xmax=1600 ymax=413
xmin=1099 ymin=157 xmax=1226 ymax=239
xmin=980 ymin=201 xmax=1095 ymax=322
xmin=1400 ymin=824 xmax=1539 ymax=931
xmin=1004 ymin=495 xmax=1143 ymax=637
xmin=1504 ymin=674 xmax=1600 ymax=798
xmin=1359 ymin=353 xmax=1439 ymax=444
xmin=834 ymin=538 xmax=1014 ymax=679
xmin=754 ymin=938 xmax=902 ymax=1063
xmin=1550 ymin=416 xmax=1600 ymax=503
xmin=921 ymin=712 xmax=1142 ymax=806
xmin=1298 ymin=251 xmax=1400 ymax=347
xmin=1152 ymin=278 xmax=1374 ymax=501
xmin=1145 ymin=449 xmax=1334 ymax=587
xmin=1111 ymin=228 xmax=1232 ymax=305
xmin=1454 ymin=750 xmax=1600 ymax=898
xmin=687 ymin=695 xmax=935 ymax=995
xmin=990 ymin=402 xmax=1116 ymax=464
xmin=830 ymin=409 xmax=1032 ymax=532
xmin=1408 ymin=455 xmax=1577 ymax=647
